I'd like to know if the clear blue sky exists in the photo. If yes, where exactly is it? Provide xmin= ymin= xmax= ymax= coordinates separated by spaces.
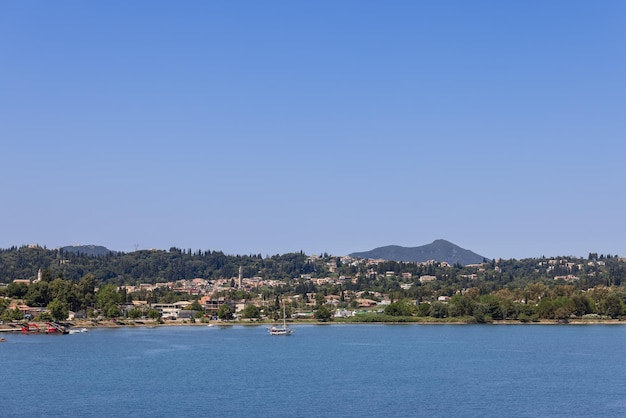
xmin=1 ymin=1 xmax=625 ymax=259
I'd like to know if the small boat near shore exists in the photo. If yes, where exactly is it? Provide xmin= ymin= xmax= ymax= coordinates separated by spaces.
xmin=268 ymin=300 xmax=294 ymax=336
xmin=268 ymin=325 xmax=294 ymax=336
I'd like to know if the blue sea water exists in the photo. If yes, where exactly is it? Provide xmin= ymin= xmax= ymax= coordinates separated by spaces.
xmin=2 ymin=324 xmax=626 ymax=417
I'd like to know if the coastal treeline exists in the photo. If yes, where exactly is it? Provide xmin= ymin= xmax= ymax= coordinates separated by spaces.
xmin=1 ymin=245 xmax=626 ymax=323
xmin=1 ymin=246 xmax=623 ymax=288
xmin=0 ymin=246 xmax=312 ymax=283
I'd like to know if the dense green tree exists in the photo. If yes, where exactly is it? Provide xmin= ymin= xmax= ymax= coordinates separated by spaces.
xmin=107 ymin=305 xmax=121 ymax=318
xmin=537 ymin=296 xmax=575 ymax=319
xmin=217 ymin=303 xmax=234 ymax=320
xmin=601 ymin=294 xmax=622 ymax=318
xmin=572 ymin=294 xmax=593 ymax=316
xmin=384 ymin=299 xmax=414 ymax=316
xmin=96 ymin=284 xmax=122 ymax=317
xmin=77 ymin=274 xmax=96 ymax=310
xmin=472 ymin=303 xmax=488 ymax=323
xmin=3 ymin=282 xmax=29 ymax=298
xmin=449 ymin=294 xmax=474 ymax=317
xmin=480 ymin=294 xmax=504 ymax=320
xmin=314 ymin=304 xmax=332 ymax=321
xmin=36 ymin=311 xmax=52 ymax=321
xmin=429 ymin=302 xmax=448 ymax=318
xmin=47 ymin=299 xmax=68 ymax=321
xmin=48 ymin=278 xmax=80 ymax=311
xmin=241 ymin=304 xmax=261 ymax=319
xmin=1 ymin=308 xmax=24 ymax=321
xmin=499 ymin=299 xmax=517 ymax=319
xmin=25 ymin=281 xmax=50 ymax=307
xmin=416 ymin=302 xmax=431 ymax=317
xmin=127 ymin=308 xmax=142 ymax=319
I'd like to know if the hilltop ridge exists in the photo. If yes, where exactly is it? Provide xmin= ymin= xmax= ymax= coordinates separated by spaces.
xmin=349 ymin=239 xmax=486 ymax=266
xmin=60 ymin=245 xmax=116 ymax=257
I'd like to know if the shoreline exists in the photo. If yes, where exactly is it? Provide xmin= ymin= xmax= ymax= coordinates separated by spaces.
xmin=3 ymin=317 xmax=625 ymax=332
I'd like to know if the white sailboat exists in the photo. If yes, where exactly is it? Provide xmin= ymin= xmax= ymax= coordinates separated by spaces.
xmin=268 ymin=300 xmax=294 ymax=336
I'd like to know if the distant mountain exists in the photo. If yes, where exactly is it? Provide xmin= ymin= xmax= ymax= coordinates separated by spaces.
xmin=349 ymin=239 xmax=487 ymax=266
xmin=60 ymin=245 xmax=116 ymax=257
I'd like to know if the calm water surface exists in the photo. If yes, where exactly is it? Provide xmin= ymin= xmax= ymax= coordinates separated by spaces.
xmin=2 ymin=324 xmax=626 ymax=417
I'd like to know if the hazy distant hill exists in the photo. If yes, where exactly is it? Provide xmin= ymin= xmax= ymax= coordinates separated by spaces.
xmin=60 ymin=245 xmax=116 ymax=257
xmin=349 ymin=239 xmax=487 ymax=266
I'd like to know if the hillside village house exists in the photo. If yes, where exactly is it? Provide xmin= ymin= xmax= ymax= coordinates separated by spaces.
xmin=151 ymin=301 xmax=192 ymax=320
xmin=419 ymin=275 xmax=437 ymax=284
